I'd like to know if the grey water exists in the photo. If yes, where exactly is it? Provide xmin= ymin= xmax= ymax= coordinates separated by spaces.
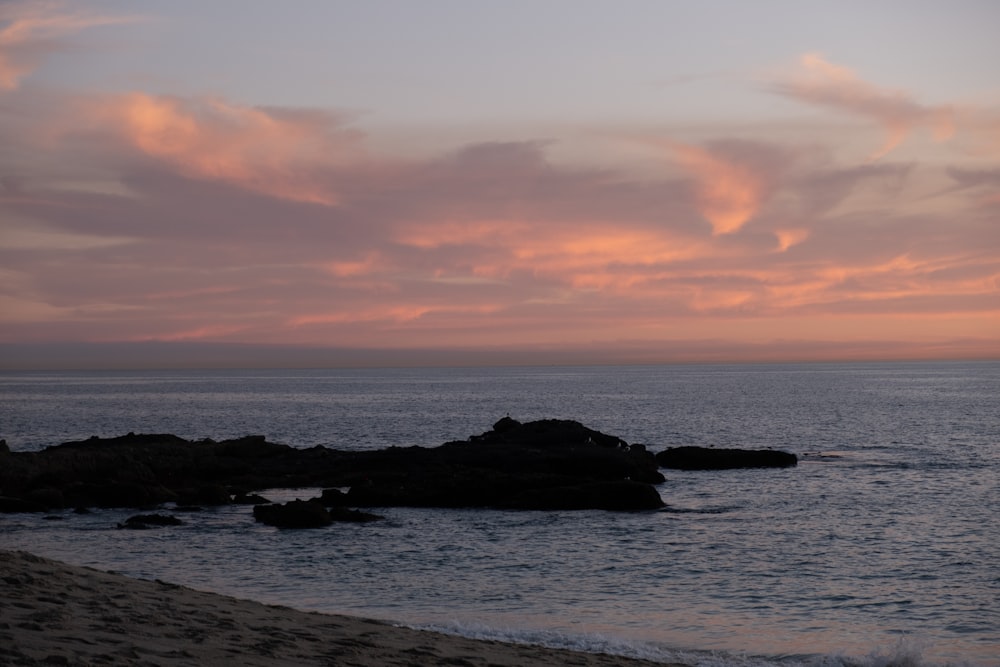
xmin=1 ymin=361 xmax=998 ymax=666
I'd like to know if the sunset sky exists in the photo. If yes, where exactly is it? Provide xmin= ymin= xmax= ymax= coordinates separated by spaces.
xmin=1 ymin=0 xmax=998 ymax=369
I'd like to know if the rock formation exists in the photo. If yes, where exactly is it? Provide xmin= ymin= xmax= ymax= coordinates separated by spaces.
xmin=0 ymin=418 xmax=666 ymax=513
xmin=655 ymin=446 xmax=798 ymax=470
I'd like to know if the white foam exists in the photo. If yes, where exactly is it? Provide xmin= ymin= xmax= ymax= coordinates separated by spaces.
xmin=404 ymin=622 xmax=981 ymax=667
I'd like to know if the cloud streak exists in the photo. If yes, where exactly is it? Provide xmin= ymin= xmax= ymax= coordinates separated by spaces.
xmin=4 ymin=109 xmax=995 ymax=357
xmin=0 ymin=1 xmax=140 ymax=91
xmin=668 ymin=140 xmax=774 ymax=235
xmin=771 ymin=53 xmax=955 ymax=160
xmin=81 ymin=93 xmax=362 ymax=204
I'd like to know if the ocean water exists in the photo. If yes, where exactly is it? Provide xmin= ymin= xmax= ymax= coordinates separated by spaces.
xmin=1 ymin=361 xmax=998 ymax=666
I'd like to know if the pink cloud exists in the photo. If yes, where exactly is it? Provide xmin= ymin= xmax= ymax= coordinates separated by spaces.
xmin=1 ymin=76 xmax=998 ymax=361
xmin=81 ymin=93 xmax=364 ymax=205
xmin=668 ymin=141 xmax=771 ymax=234
xmin=4 ymin=126 xmax=995 ymax=346
xmin=773 ymin=228 xmax=809 ymax=252
xmin=0 ymin=1 xmax=140 ymax=91
xmin=771 ymin=53 xmax=955 ymax=160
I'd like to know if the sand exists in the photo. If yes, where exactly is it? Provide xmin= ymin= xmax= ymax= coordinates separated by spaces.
xmin=1 ymin=550 xmax=688 ymax=666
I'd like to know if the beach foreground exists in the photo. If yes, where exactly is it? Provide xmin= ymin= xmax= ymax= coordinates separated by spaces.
xmin=1 ymin=550 xmax=686 ymax=666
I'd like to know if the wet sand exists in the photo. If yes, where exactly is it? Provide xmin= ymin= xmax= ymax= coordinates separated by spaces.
xmin=1 ymin=550 xmax=687 ymax=666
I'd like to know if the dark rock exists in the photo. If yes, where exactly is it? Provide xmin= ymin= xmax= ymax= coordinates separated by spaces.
xmin=502 ymin=480 xmax=666 ymax=511
xmin=175 ymin=484 xmax=230 ymax=506
xmin=345 ymin=470 xmax=521 ymax=508
xmin=253 ymin=500 xmax=333 ymax=528
xmin=0 ymin=496 xmax=46 ymax=513
xmin=655 ymin=446 xmax=798 ymax=470
xmin=119 ymin=513 xmax=184 ymax=529
xmin=318 ymin=488 xmax=348 ymax=506
xmin=0 ymin=418 xmax=666 ymax=513
xmin=25 ymin=487 xmax=64 ymax=510
xmin=328 ymin=506 xmax=384 ymax=522
xmin=232 ymin=492 xmax=271 ymax=505
xmin=339 ymin=418 xmax=666 ymax=510
xmin=66 ymin=481 xmax=177 ymax=509
xmin=492 ymin=415 xmax=521 ymax=433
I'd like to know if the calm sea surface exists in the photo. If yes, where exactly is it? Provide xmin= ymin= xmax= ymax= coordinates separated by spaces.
xmin=1 ymin=362 xmax=998 ymax=666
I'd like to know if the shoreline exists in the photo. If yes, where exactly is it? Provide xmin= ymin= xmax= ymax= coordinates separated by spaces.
xmin=1 ymin=550 xmax=688 ymax=666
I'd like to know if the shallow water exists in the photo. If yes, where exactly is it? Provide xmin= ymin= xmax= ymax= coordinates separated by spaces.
xmin=2 ymin=361 xmax=998 ymax=666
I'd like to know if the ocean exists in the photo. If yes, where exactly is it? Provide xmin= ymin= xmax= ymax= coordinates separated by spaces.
xmin=1 ymin=361 xmax=998 ymax=666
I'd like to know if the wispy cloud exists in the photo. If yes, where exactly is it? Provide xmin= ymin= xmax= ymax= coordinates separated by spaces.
xmin=81 ymin=93 xmax=363 ymax=204
xmin=668 ymin=141 xmax=773 ymax=234
xmin=0 ymin=1 xmax=141 ymax=91
xmin=770 ymin=53 xmax=955 ymax=160
xmin=4 ymin=102 xmax=995 ymax=352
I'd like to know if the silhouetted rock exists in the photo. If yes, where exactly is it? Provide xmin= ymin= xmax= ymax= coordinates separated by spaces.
xmin=317 ymin=488 xmax=348 ymax=506
xmin=119 ymin=513 xmax=184 ymax=529
xmin=0 ymin=496 xmax=46 ymax=513
xmin=232 ymin=492 xmax=271 ymax=505
xmin=327 ymin=506 xmax=384 ymax=523
xmin=502 ymin=480 xmax=666 ymax=511
xmin=65 ymin=481 xmax=177 ymax=509
xmin=24 ymin=487 xmax=64 ymax=510
xmin=492 ymin=415 xmax=521 ymax=433
xmin=655 ymin=446 xmax=798 ymax=470
xmin=175 ymin=484 xmax=230 ymax=506
xmin=0 ymin=418 xmax=666 ymax=513
xmin=253 ymin=500 xmax=333 ymax=528
xmin=341 ymin=419 xmax=666 ymax=510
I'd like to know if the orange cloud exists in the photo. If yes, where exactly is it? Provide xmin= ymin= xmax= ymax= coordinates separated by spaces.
xmin=394 ymin=215 xmax=714 ymax=293
xmin=3 ymin=71 xmax=996 ymax=361
xmin=0 ymin=2 xmax=139 ymax=91
xmin=671 ymin=143 xmax=766 ymax=234
xmin=289 ymin=302 xmax=501 ymax=329
xmin=324 ymin=253 xmax=388 ymax=278
xmin=94 ymin=93 xmax=354 ymax=204
xmin=395 ymin=220 xmax=532 ymax=250
xmin=774 ymin=228 xmax=809 ymax=252
xmin=772 ymin=53 xmax=955 ymax=160
xmin=131 ymin=324 xmax=253 ymax=342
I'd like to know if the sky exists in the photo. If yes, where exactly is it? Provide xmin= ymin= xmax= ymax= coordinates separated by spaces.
xmin=1 ymin=0 xmax=998 ymax=369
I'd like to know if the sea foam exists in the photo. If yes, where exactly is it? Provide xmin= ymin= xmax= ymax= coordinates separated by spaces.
xmin=410 ymin=622 xmax=980 ymax=667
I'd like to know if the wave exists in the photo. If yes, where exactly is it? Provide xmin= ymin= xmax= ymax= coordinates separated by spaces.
xmin=407 ymin=622 xmax=984 ymax=667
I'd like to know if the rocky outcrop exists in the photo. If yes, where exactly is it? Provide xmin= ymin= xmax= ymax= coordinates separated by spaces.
xmin=252 ymin=500 xmax=383 ymax=528
xmin=232 ymin=492 xmax=271 ymax=505
xmin=500 ymin=480 xmax=667 ymax=511
xmin=655 ymin=446 xmax=798 ymax=470
xmin=253 ymin=500 xmax=334 ymax=528
xmin=0 ymin=418 xmax=666 ymax=513
xmin=341 ymin=418 xmax=665 ymax=510
xmin=118 ymin=513 xmax=184 ymax=529
xmin=0 ymin=433 xmax=318 ymax=511
xmin=326 ymin=506 xmax=384 ymax=523
xmin=0 ymin=496 xmax=46 ymax=513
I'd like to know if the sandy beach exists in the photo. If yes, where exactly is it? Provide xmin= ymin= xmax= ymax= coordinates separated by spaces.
xmin=1 ymin=550 xmax=686 ymax=666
